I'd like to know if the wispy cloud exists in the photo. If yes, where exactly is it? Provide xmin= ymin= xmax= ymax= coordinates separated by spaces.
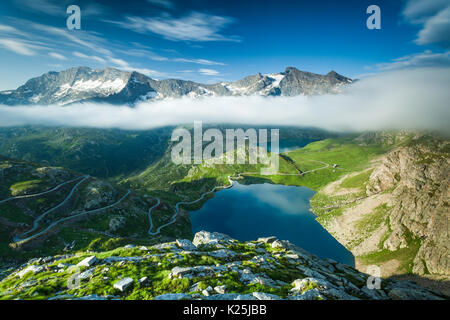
xmin=30 ymin=22 xmax=112 ymax=56
xmin=374 ymin=50 xmax=450 ymax=71
xmin=109 ymin=12 xmax=240 ymax=42
xmin=0 ymin=24 xmax=27 ymax=37
xmin=0 ymin=38 xmax=38 ymax=56
xmin=0 ymin=19 xmax=168 ymax=78
xmin=73 ymin=51 xmax=106 ymax=64
xmin=1 ymin=68 xmax=448 ymax=134
xmin=109 ymin=57 xmax=168 ymax=78
xmin=117 ymin=47 xmax=168 ymax=61
xmin=198 ymin=68 xmax=220 ymax=76
xmin=402 ymin=0 xmax=450 ymax=48
xmin=49 ymin=52 xmax=66 ymax=60
xmin=173 ymin=58 xmax=225 ymax=66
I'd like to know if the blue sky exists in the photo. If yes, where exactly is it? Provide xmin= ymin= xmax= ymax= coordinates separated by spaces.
xmin=0 ymin=0 xmax=449 ymax=90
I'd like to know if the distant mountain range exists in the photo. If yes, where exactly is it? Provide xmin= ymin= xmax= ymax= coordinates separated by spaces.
xmin=0 ymin=66 xmax=352 ymax=106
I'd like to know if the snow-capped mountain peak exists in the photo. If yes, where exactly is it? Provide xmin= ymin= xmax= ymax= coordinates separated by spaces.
xmin=0 ymin=66 xmax=352 ymax=106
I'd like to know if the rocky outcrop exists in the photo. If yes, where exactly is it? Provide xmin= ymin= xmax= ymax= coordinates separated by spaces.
xmin=312 ymin=133 xmax=448 ymax=295
xmin=367 ymin=139 xmax=449 ymax=276
xmin=0 ymin=231 xmax=446 ymax=300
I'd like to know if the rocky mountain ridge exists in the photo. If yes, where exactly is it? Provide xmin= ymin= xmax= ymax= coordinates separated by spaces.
xmin=0 ymin=231 xmax=446 ymax=300
xmin=0 ymin=66 xmax=352 ymax=106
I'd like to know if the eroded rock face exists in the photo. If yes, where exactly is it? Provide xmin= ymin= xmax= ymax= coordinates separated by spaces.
xmin=368 ymin=140 xmax=449 ymax=276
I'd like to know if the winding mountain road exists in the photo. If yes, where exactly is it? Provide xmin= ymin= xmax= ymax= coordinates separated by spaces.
xmin=0 ymin=175 xmax=87 ymax=205
xmin=12 ymin=174 xmax=131 ymax=244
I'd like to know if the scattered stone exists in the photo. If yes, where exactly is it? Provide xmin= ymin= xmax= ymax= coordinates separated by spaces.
xmin=252 ymin=292 xmax=281 ymax=300
xmin=138 ymin=277 xmax=148 ymax=287
xmin=103 ymin=256 xmax=143 ymax=264
xmin=17 ymin=265 xmax=44 ymax=278
xmin=114 ymin=277 xmax=134 ymax=292
xmin=152 ymin=243 xmax=179 ymax=251
xmin=202 ymin=289 xmax=210 ymax=297
xmin=214 ymin=285 xmax=226 ymax=294
xmin=153 ymin=293 xmax=191 ymax=300
xmin=76 ymin=256 xmax=98 ymax=267
xmin=289 ymin=288 xmax=324 ymax=300
xmin=256 ymin=236 xmax=277 ymax=243
xmin=190 ymin=282 xmax=203 ymax=292
xmin=271 ymin=240 xmax=288 ymax=250
xmin=176 ymin=239 xmax=197 ymax=251
xmin=76 ymin=268 xmax=94 ymax=281
xmin=169 ymin=265 xmax=227 ymax=279
xmin=207 ymin=249 xmax=236 ymax=260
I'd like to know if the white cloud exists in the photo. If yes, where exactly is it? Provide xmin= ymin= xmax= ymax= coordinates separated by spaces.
xmin=416 ymin=6 xmax=450 ymax=47
xmin=0 ymin=68 xmax=448 ymax=134
xmin=73 ymin=51 xmax=106 ymax=64
xmin=49 ymin=52 xmax=66 ymax=60
xmin=31 ymin=23 xmax=112 ymax=56
xmin=403 ymin=0 xmax=450 ymax=48
xmin=0 ymin=38 xmax=37 ymax=56
xmin=108 ymin=57 xmax=167 ymax=78
xmin=375 ymin=50 xmax=450 ymax=70
xmin=110 ymin=12 xmax=240 ymax=42
xmin=0 ymin=24 xmax=26 ymax=36
xmin=198 ymin=68 xmax=220 ymax=76
xmin=173 ymin=58 xmax=225 ymax=65
xmin=117 ymin=48 xmax=168 ymax=61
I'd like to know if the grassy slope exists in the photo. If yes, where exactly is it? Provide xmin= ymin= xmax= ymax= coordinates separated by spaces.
xmin=0 ymin=127 xmax=172 ymax=179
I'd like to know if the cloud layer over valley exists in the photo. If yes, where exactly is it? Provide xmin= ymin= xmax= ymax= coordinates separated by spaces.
xmin=0 ymin=68 xmax=449 ymax=134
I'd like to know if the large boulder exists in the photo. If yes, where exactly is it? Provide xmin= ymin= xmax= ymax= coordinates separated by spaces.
xmin=193 ymin=231 xmax=233 ymax=247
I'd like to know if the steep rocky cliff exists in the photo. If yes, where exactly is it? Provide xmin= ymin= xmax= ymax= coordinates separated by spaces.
xmin=315 ymin=133 xmax=449 ymax=285
xmin=367 ymin=136 xmax=449 ymax=276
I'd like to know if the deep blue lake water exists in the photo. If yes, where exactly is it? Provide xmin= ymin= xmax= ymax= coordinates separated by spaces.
xmin=190 ymin=182 xmax=355 ymax=266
